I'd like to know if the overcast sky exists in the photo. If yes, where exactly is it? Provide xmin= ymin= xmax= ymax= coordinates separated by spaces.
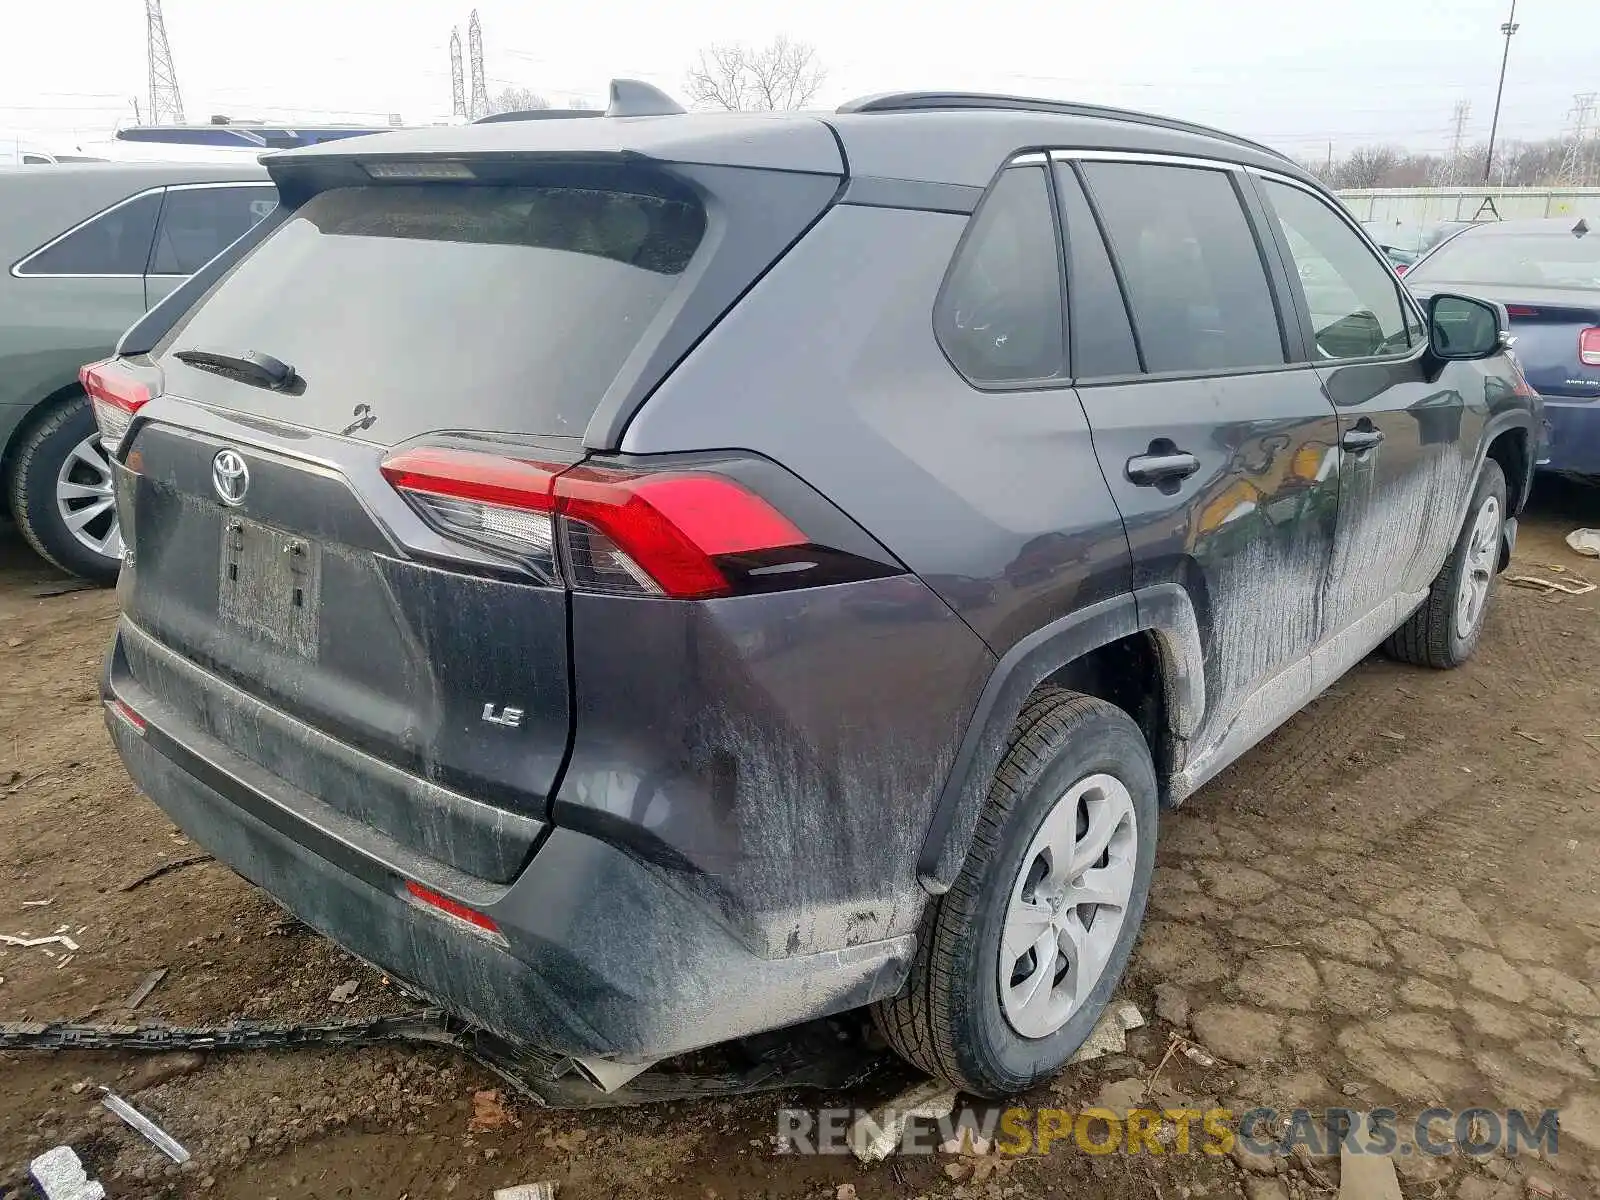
xmin=2 ymin=0 xmax=1593 ymax=161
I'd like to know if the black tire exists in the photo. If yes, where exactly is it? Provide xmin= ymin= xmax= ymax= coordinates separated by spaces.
xmin=1383 ymin=458 xmax=1506 ymax=669
xmin=873 ymin=689 xmax=1158 ymax=1096
xmin=4 ymin=395 xmax=121 ymax=584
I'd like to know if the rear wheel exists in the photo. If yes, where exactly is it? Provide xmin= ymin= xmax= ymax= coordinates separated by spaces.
xmin=873 ymin=689 xmax=1158 ymax=1096
xmin=1383 ymin=458 xmax=1505 ymax=669
xmin=4 ymin=395 xmax=122 ymax=583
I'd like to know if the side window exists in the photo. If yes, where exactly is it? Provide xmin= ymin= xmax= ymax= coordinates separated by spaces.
xmin=17 ymin=191 xmax=161 ymax=276
xmin=1053 ymin=166 xmax=1141 ymax=378
xmin=150 ymin=186 xmax=278 ymax=276
xmin=1260 ymin=179 xmax=1411 ymax=359
xmin=1081 ymin=162 xmax=1285 ymax=374
xmin=936 ymin=165 xmax=1065 ymax=384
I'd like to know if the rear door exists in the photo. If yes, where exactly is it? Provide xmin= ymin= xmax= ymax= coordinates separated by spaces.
xmin=142 ymin=182 xmax=278 ymax=308
xmin=1250 ymin=172 xmax=1479 ymax=633
xmin=1060 ymin=155 xmax=1343 ymax=778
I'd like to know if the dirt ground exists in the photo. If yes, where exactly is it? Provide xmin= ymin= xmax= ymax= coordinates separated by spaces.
xmin=4 ymin=482 xmax=1600 ymax=1200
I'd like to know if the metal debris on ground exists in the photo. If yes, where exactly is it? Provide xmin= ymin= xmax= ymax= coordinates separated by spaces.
xmin=22 ymin=898 xmax=54 ymax=907
xmin=125 ymin=968 xmax=169 ymax=1010
xmin=0 ymin=932 xmax=80 ymax=952
xmin=119 ymin=853 xmax=214 ymax=892
xmin=1067 ymin=1000 xmax=1145 ymax=1065
xmin=1567 ymin=528 xmax=1600 ymax=557
xmin=28 ymin=1146 xmax=106 ymax=1200
xmin=1508 ymin=573 xmax=1596 ymax=595
xmin=493 ymin=1185 xmax=558 ymax=1200
xmin=329 ymin=978 xmax=360 ymax=1004
xmin=100 ymin=1087 xmax=191 ymax=1163
xmin=847 ymin=1077 xmax=958 ymax=1163
xmin=30 ymin=579 xmax=99 ymax=598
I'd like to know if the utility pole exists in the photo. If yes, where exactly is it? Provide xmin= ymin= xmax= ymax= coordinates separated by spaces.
xmin=145 ymin=0 xmax=185 ymax=125
xmin=467 ymin=10 xmax=489 ymax=120
xmin=449 ymin=28 xmax=467 ymax=119
xmin=1558 ymin=92 xmax=1598 ymax=186
xmin=1483 ymin=0 xmax=1519 ymax=182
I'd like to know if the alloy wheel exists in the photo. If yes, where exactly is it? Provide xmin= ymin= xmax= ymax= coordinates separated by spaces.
xmin=1455 ymin=493 xmax=1500 ymax=640
xmin=54 ymin=432 xmax=122 ymax=563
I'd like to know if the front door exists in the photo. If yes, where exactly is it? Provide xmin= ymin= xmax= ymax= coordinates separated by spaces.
xmin=1248 ymin=172 xmax=1481 ymax=646
xmin=1058 ymin=157 xmax=1343 ymax=784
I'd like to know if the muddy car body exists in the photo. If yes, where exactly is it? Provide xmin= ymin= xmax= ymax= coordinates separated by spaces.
xmin=95 ymin=84 xmax=1542 ymax=1096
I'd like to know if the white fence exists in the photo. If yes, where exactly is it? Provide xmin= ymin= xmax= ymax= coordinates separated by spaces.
xmin=1337 ymin=187 xmax=1600 ymax=253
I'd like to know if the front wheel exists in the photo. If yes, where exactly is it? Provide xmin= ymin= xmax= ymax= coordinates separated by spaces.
xmin=1383 ymin=458 xmax=1506 ymax=669
xmin=873 ymin=689 xmax=1158 ymax=1096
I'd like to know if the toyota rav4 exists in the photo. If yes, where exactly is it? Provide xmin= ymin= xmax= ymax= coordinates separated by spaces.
xmin=93 ymin=83 xmax=1541 ymax=1097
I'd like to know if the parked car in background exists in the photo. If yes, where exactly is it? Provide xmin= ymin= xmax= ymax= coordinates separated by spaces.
xmin=2 ymin=162 xmax=276 ymax=579
xmin=92 ymin=84 xmax=1538 ymax=1100
xmin=1361 ymin=221 xmax=1419 ymax=270
xmin=1405 ymin=217 xmax=1599 ymax=477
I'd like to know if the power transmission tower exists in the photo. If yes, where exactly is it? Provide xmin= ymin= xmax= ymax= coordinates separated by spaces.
xmin=467 ymin=10 xmax=488 ymax=120
xmin=1437 ymin=101 xmax=1471 ymax=184
xmin=1558 ymin=92 xmax=1598 ymax=185
xmin=449 ymin=28 xmax=467 ymax=118
xmin=145 ymin=0 xmax=185 ymax=125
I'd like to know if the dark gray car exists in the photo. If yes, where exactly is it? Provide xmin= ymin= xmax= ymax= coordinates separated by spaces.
xmin=1 ymin=162 xmax=276 ymax=579
xmin=93 ymin=84 xmax=1541 ymax=1098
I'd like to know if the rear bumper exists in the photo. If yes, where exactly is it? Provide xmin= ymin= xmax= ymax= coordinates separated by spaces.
xmin=103 ymin=628 xmax=914 ymax=1064
xmin=1537 ymin=394 xmax=1600 ymax=476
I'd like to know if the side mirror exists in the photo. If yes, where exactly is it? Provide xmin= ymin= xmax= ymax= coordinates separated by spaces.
xmin=1428 ymin=293 xmax=1509 ymax=361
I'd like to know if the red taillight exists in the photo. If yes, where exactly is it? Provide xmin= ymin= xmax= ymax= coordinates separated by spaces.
xmin=1581 ymin=327 xmax=1600 ymax=367
xmin=1393 ymin=264 xmax=1408 ymax=276
xmin=404 ymin=880 xmax=501 ymax=937
xmin=105 ymin=698 xmax=147 ymax=736
xmin=80 ymin=359 xmax=152 ymax=445
xmin=381 ymin=448 xmax=809 ymax=600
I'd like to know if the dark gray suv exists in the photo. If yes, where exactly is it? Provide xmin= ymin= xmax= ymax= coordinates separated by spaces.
xmin=94 ymin=85 xmax=1541 ymax=1097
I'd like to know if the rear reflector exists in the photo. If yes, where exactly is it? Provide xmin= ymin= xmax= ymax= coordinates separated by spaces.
xmin=81 ymin=360 xmax=152 ymax=445
xmin=1582 ymin=327 xmax=1600 ymax=367
xmin=403 ymin=880 xmax=502 ymax=938
xmin=381 ymin=448 xmax=810 ymax=599
xmin=105 ymin=698 xmax=147 ymax=736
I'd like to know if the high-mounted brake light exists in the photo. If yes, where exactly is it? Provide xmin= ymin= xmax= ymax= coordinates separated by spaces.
xmin=1581 ymin=327 xmax=1600 ymax=367
xmin=80 ymin=360 xmax=152 ymax=445
xmin=1506 ymin=304 xmax=1540 ymax=318
xmin=380 ymin=448 xmax=813 ymax=599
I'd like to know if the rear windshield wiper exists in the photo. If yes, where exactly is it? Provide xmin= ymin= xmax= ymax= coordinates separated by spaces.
xmin=172 ymin=348 xmax=298 ymax=391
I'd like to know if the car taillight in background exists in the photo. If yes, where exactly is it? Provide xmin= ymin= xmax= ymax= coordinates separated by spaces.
xmin=80 ymin=360 xmax=152 ymax=446
xmin=1393 ymin=264 xmax=1408 ymax=276
xmin=1581 ymin=327 xmax=1600 ymax=367
xmin=380 ymin=446 xmax=896 ymax=599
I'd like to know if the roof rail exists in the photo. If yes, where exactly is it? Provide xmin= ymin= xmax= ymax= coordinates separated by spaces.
xmin=837 ymin=92 xmax=1293 ymax=165
xmin=472 ymin=108 xmax=603 ymax=125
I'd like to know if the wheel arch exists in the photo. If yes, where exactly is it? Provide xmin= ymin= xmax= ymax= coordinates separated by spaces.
xmin=918 ymin=585 xmax=1205 ymax=894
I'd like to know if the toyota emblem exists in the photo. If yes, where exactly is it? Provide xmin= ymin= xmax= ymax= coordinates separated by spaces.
xmin=212 ymin=449 xmax=250 ymax=506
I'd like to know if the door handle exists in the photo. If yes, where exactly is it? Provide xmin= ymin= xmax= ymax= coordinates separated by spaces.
xmin=1341 ymin=427 xmax=1386 ymax=452
xmin=1125 ymin=451 xmax=1201 ymax=486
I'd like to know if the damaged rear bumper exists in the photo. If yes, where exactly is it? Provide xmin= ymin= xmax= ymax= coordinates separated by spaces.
xmin=102 ymin=629 xmax=914 ymax=1068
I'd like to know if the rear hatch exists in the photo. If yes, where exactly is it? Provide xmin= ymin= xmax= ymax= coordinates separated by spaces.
xmin=107 ymin=144 xmax=842 ymax=883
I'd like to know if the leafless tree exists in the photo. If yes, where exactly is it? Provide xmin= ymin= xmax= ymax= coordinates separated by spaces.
xmin=1333 ymin=145 xmax=1402 ymax=190
xmin=488 ymin=87 xmax=550 ymax=115
xmin=1313 ymin=134 xmax=1596 ymax=189
xmin=684 ymin=37 xmax=825 ymax=111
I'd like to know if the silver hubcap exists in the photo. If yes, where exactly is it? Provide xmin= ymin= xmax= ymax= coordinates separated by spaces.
xmin=55 ymin=433 xmax=122 ymax=561
xmin=999 ymin=773 xmax=1138 ymax=1040
xmin=1455 ymin=494 xmax=1500 ymax=640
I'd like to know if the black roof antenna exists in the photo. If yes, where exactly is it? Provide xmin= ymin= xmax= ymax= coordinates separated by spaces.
xmin=606 ymin=79 xmax=686 ymax=118
xmin=1574 ymin=218 xmax=1590 ymax=238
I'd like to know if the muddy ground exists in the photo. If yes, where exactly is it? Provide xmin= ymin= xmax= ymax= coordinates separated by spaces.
xmin=3 ymin=482 xmax=1600 ymax=1200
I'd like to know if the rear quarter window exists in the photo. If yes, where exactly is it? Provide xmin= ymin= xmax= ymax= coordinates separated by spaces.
xmin=159 ymin=182 xmax=707 ymax=443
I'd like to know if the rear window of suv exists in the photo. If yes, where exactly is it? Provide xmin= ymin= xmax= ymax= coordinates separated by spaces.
xmin=159 ymin=182 xmax=707 ymax=442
